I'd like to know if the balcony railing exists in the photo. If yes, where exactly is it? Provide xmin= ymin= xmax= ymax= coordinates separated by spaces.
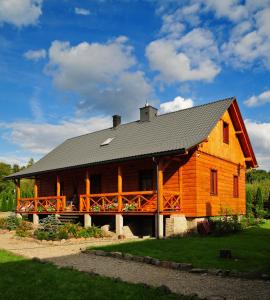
xmin=80 ymin=191 xmax=181 ymax=213
xmin=17 ymin=196 xmax=66 ymax=213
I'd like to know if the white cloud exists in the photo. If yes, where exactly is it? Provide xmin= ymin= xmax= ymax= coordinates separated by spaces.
xmin=245 ymin=119 xmax=270 ymax=170
xmin=244 ymin=90 xmax=270 ymax=107
xmin=0 ymin=155 xmax=30 ymax=167
xmin=0 ymin=0 xmax=43 ymax=27
xmin=24 ymin=49 xmax=46 ymax=61
xmin=45 ymin=37 xmax=153 ymax=119
xmin=159 ymin=96 xmax=193 ymax=114
xmin=146 ymin=28 xmax=220 ymax=83
xmin=74 ymin=7 xmax=90 ymax=16
xmin=0 ymin=116 xmax=112 ymax=155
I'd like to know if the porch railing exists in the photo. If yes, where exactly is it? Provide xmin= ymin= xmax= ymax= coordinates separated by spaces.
xmin=17 ymin=196 xmax=66 ymax=213
xmin=80 ymin=191 xmax=180 ymax=213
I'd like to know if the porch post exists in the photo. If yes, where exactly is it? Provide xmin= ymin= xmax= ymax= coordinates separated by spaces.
xmin=56 ymin=176 xmax=60 ymax=212
xmin=117 ymin=166 xmax=122 ymax=212
xmin=34 ymin=179 xmax=38 ymax=212
xmin=16 ymin=179 xmax=21 ymax=217
xmin=84 ymin=214 xmax=92 ymax=228
xmin=156 ymin=160 xmax=164 ymax=238
xmin=116 ymin=165 xmax=123 ymax=236
xmin=86 ymin=170 xmax=90 ymax=212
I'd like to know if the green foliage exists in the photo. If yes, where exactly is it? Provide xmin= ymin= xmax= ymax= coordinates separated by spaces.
xmin=254 ymin=187 xmax=267 ymax=218
xmin=246 ymin=189 xmax=253 ymax=217
xmin=209 ymin=215 xmax=242 ymax=236
xmin=0 ymin=216 xmax=22 ymax=230
xmin=78 ymin=226 xmax=105 ymax=238
xmin=15 ymin=220 xmax=33 ymax=237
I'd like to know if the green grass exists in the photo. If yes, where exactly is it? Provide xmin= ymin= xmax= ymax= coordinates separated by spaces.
xmin=91 ymin=221 xmax=270 ymax=275
xmin=0 ymin=250 xmax=191 ymax=300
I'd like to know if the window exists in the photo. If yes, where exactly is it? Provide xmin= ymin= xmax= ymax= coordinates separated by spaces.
xmin=90 ymin=174 xmax=102 ymax=194
xmin=233 ymin=175 xmax=239 ymax=198
xmin=223 ymin=121 xmax=229 ymax=144
xmin=100 ymin=137 xmax=114 ymax=146
xmin=210 ymin=169 xmax=218 ymax=195
xmin=139 ymin=170 xmax=153 ymax=191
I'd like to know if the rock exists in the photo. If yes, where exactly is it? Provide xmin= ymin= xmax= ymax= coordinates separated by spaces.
xmin=261 ymin=274 xmax=270 ymax=281
xmin=111 ymin=251 xmax=123 ymax=259
xmin=206 ymin=296 xmax=226 ymax=300
xmin=60 ymin=239 xmax=66 ymax=244
xmin=32 ymin=257 xmax=42 ymax=263
xmin=143 ymin=256 xmax=153 ymax=264
xmin=208 ymin=269 xmax=223 ymax=276
xmin=95 ymin=250 xmax=108 ymax=256
xmin=118 ymin=234 xmax=126 ymax=240
xmin=132 ymin=256 xmax=145 ymax=263
xmin=190 ymin=268 xmax=208 ymax=274
xmin=178 ymin=263 xmax=193 ymax=270
xmin=170 ymin=262 xmax=181 ymax=269
xmin=151 ymin=258 xmax=160 ymax=266
xmin=123 ymin=253 xmax=133 ymax=260
xmin=160 ymin=261 xmax=172 ymax=268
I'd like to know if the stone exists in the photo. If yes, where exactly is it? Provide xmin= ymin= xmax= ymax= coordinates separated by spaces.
xmin=178 ymin=263 xmax=193 ymax=270
xmin=170 ymin=262 xmax=181 ymax=269
xmin=123 ymin=253 xmax=133 ymax=260
xmin=132 ymin=256 xmax=145 ymax=263
xmin=118 ymin=234 xmax=126 ymax=240
xmin=115 ymin=214 xmax=123 ymax=236
xmin=111 ymin=251 xmax=123 ymax=259
xmin=150 ymin=258 xmax=161 ymax=266
xmin=84 ymin=214 xmax=92 ymax=228
xmin=208 ymin=269 xmax=223 ymax=276
xmin=60 ymin=239 xmax=66 ymax=244
xmin=95 ymin=250 xmax=108 ymax=256
xmin=261 ymin=274 xmax=270 ymax=281
xmin=143 ymin=256 xmax=153 ymax=264
xmin=101 ymin=224 xmax=110 ymax=232
xmin=160 ymin=261 xmax=172 ymax=268
xmin=165 ymin=214 xmax=188 ymax=237
xmin=190 ymin=268 xmax=208 ymax=274
xmin=158 ymin=285 xmax=172 ymax=294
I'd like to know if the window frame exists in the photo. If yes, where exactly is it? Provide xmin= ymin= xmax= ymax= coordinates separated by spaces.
xmin=233 ymin=175 xmax=239 ymax=198
xmin=210 ymin=169 xmax=218 ymax=196
xmin=223 ymin=121 xmax=229 ymax=144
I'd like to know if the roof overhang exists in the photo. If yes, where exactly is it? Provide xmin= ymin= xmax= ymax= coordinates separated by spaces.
xmin=228 ymin=99 xmax=258 ymax=168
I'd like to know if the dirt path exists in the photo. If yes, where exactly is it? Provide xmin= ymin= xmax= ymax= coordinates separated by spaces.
xmin=1 ymin=232 xmax=270 ymax=300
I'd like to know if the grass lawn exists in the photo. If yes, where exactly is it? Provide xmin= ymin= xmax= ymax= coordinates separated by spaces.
xmin=0 ymin=250 xmax=191 ymax=300
xmin=91 ymin=221 xmax=270 ymax=275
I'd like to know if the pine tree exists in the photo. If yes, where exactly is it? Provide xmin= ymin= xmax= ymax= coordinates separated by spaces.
xmin=1 ymin=196 xmax=8 ymax=212
xmin=255 ymin=187 xmax=265 ymax=219
xmin=246 ymin=189 xmax=253 ymax=217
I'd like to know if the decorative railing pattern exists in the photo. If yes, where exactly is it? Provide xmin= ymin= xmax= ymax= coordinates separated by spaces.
xmin=163 ymin=191 xmax=181 ymax=212
xmin=80 ymin=191 xmax=179 ymax=213
xmin=17 ymin=196 xmax=66 ymax=213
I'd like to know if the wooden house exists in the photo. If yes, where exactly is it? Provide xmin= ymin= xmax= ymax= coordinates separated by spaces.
xmin=7 ymin=97 xmax=257 ymax=237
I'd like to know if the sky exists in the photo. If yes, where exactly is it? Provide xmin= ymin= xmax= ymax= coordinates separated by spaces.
xmin=0 ymin=0 xmax=269 ymax=170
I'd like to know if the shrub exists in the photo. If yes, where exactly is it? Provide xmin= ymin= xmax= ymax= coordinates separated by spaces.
xmin=209 ymin=215 xmax=242 ymax=236
xmin=78 ymin=226 xmax=105 ymax=238
xmin=246 ymin=189 xmax=254 ymax=217
xmin=61 ymin=223 xmax=81 ymax=238
xmin=255 ymin=187 xmax=267 ymax=218
xmin=34 ymin=215 xmax=61 ymax=241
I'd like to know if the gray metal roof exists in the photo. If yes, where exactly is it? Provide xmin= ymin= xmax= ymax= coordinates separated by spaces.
xmin=7 ymin=97 xmax=234 ymax=179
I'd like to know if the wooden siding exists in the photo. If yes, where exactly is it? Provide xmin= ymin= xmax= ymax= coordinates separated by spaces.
xmin=199 ymin=110 xmax=246 ymax=165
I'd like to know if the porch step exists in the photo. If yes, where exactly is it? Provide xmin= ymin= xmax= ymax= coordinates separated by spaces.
xmin=58 ymin=214 xmax=81 ymax=224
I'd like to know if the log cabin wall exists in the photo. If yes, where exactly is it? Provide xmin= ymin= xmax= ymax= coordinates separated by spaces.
xmin=195 ymin=109 xmax=246 ymax=216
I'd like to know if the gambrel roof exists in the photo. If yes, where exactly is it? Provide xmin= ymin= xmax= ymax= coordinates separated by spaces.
xmin=7 ymin=97 xmax=257 ymax=179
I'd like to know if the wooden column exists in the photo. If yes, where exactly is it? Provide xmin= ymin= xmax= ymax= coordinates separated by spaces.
xmin=118 ymin=166 xmax=122 ymax=212
xmin=34 ymin=179 xmax=38 ymax=212
xmin=86 ymin=170 xmax=90 ymax=212
xmin=56 ymin=176 xmax=60 ymax=211
xmin=16 ymin=179 xmax=21 ymax=211
xmin=158 ymin=161 xmax=163 ymax=212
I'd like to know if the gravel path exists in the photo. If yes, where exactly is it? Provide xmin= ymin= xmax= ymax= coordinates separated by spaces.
xmin=1 ymin=232 xmax=270 ymax=300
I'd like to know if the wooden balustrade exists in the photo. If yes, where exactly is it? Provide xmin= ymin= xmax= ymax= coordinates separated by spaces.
xmin=17 ymin=196 xmax=66 ymax=213
xmin=80 ymin=191 xmax=180 ymax=213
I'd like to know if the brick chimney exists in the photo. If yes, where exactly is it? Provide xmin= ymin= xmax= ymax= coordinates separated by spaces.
xmin=113 ymin=115 xmax=121 ymax=128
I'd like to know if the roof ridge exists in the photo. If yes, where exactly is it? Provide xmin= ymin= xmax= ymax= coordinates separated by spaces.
xmin=157 ymin=97 xmax=235 ymax=117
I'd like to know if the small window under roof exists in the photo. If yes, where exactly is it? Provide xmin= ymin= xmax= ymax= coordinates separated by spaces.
xmin=100 ymin=137 xmax=114 ymax=146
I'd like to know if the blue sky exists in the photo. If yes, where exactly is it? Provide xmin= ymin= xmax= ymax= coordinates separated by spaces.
xmin=0 ymin=0 xmax=270 ymax=169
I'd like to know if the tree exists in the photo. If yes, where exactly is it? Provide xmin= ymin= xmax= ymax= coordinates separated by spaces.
xmin=254 ymin=187 xmax=266 ymax=219
xmin=246 ymin=189 xmax=253 ymax=217
xmin=27 ymin=158 xmax=34 ymax=168
xmin=12 ymin=164 xmax=20 ymax=173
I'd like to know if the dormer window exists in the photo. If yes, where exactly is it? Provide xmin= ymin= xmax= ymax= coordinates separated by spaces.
xmin=223 ymin=121 xmax=229 ymax=144
xmin=100 ymin=137 xmax=114 ymax=146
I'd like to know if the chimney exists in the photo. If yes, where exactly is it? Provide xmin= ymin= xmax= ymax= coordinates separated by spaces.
xmin=113 ymin=115 xmax=121 ymax=128
xmin=140 ymin=104 xmax=158 ymax=122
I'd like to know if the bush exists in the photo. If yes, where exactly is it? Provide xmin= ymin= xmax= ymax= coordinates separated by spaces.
xmin=61 ymin=223 xmax=81 ymax=238
xmin=255 ymin=187 xmax=267 ymax=218
xmin=209 ymin=215 xmax=242 ymax=236
xmin=78 ymin=226 xmax=105 ymax=238
xmin=34 ymin=215 xmax=61 ymax=241
xmin=246 ymin=189 xmax=253 ymax=217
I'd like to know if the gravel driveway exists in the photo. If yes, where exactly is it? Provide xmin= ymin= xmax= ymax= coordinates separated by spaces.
xmin=1 ymin=232 xmax=270 ymax=300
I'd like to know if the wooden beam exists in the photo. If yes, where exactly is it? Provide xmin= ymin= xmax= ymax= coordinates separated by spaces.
xmin=118 ymin=166 xmax=122 ymax=212
xmin=56 ymin=176 xmax=60 ymax=197
xmin=16 ymin=179 xmax=21 ymax=201
xmin=34 ymin=180 xmax=38 ymax=198
xmin=245 ymin=157 xmax=252 ymax=162
xmin=158 ymin=161 xmax=163 ymax=212
xmin=86 ymin=170 xmax=90 ymax=212
xmin=235 ymin=131 xmax=243 ymax=135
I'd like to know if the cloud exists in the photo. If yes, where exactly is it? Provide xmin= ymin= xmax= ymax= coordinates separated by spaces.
xmin=74 ymin=7 xmax=90 ymax=16
xmin=245 ymin=119 xmax=270 ymax=170
xmin=244 ymin=90 xmax=270 ymax=107
xmin=159 ymin=96 xmax=193 ymax=114
xmin=45 ymin=37 xmax=153 ymax=119
xmin=0 ymin=116 xmax=112 ymax=155
xmin=24 ymin=49 xmax=46 ymax=61
xmin=0 ymin=0 xmax=43 ymax=27
xmin=0 ymin=154 xmax=30 ymax=167
xmin=146 ymin=28 xmax=220 ymax=83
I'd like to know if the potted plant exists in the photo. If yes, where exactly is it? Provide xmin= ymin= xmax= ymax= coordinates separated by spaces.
xmin=92 ymin=205 xmax=101 ymax=212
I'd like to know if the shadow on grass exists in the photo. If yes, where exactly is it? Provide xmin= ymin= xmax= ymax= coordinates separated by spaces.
xmin=91 ymin=223 xmax=270 ymax=275
xmin=0 ymin=250 xmax=190 ymax=300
